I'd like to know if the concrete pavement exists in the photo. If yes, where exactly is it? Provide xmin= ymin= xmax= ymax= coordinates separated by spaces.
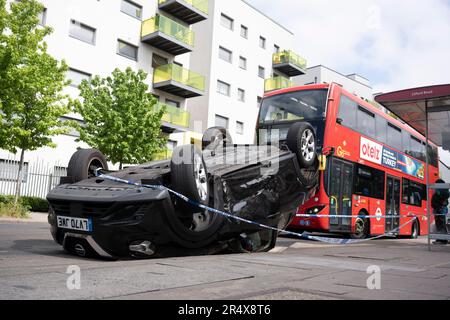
xmin=0 ymin=219 xmax=450 ymax=300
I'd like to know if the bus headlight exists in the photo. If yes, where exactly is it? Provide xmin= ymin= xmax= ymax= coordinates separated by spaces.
xmin=306 ymin=206 xmax=326 ymax=215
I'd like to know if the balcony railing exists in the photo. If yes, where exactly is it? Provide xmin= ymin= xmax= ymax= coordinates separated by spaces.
xmin=152 ymin=149 xmax=174 ymax=161
xmin=159 ymin=0 xmax=209 ymax=14
xmin=273 ymin=50 xmax=307 ymax=76
xmin=264 ymin=77 xmax=294 ymax=92
xmin=154 ymin=102 xmax=190 ymax=128
xmin=141 ymin=14 xmax=194 ymax=54
xmin=153 ymin=63 xmax=205 ymax=98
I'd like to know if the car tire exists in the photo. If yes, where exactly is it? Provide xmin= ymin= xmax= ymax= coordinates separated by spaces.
xmin=350 ymin=212 xmax=370 ymax=239
xmin=168 ymin=145 xmax=224 ymax=248
xmin=202 ymin=127 xmax=233 ymax=151
xmin=286 ymin=122 xmax=317 ymax=168
xmin=67 ymin=149 xmax=108 ymax=183
xmin=410 ymin=220 xmax=419 ymax=239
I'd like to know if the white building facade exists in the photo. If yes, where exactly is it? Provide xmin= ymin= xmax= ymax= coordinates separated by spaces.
xmin=0 ymin=0 xmax=211 ymax=196
xmin=293 ymin=65 xmax=374 ymax=102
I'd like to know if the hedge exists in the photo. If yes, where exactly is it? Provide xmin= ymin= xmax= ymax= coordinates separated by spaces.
xmin=0 ymin=195 xmax=49 ymax=212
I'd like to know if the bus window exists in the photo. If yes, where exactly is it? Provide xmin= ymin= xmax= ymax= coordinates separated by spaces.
xmin=387 ymin=123 xmax=402 ymax=151
xmin=427 ymin=145 xmax=439 ymax=167
xmin=375 ymin=116 xmax=387 ymax=144
xmin=409 ymin=136 xmax=426 ymax=162
xmin=357 ymin=106 xmax=376 ymax=139
xmin=402 ymin=130 xmax=411 ymax=155
xmin=337 ymin=95 xmax=357 ymax=129
xmin=354 ymin=164 xmax=385 ymax=199
xmin=402 ymin=178 xmax=426 ymax=206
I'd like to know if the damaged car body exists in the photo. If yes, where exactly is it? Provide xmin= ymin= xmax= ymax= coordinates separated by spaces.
xmin=47 ymin=87 xmax=328 ymax=259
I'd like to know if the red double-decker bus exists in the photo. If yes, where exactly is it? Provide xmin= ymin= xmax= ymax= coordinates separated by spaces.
xmin=258 ymin=83 xmax=440 ymax=239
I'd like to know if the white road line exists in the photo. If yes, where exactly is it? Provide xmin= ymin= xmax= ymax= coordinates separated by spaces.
xmin=269 ymin=246 xmax=288 ymax=253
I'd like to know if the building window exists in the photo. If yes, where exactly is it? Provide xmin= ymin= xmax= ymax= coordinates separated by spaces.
xmin=38 ymin=8 xmax=47 ymax=26
xmin=0 ymin=159 xmax=29 ymax=183
xmin=217 ymin=80 xmax=231 ymax=96
xmin=236 ymin=121 xmax=244 ymax=135
xmin=121 ymin=0 xmax=142 ymax=20
xmin=69 ymin=20 xmax=96 ymax=45
xmin=220 ymin=13 xmax=233 ymax=30
xmin=67 ymin=68 xmax=91 ymax=87
xmin=259 ymin=36 xmax=266 ymax=49
xmin=152 ymin=53 xmax=168 ymax=69
xmin=240 ymin=25 xmax=248 ymax=38
xmin=215 ymin=115 xmax=229 ymax=129
xmin=117 ymin=40 xmax=138 ymax=61
xmin=218 ymin=46 xmax=232 ymax=63
xmin=239 ymin=56 xmax=247 ymax=70
xmin=258 ymin=66 xmax=265 ymax=78
xmin=237 ymin=88 xmax=245 ymax=102
xmin=165 ymin=99 xmax=180 ymax=108
xmin=274 ymin=44 xmax=280 ymax=54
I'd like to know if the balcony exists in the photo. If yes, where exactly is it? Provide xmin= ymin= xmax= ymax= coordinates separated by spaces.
xmin=141 ymin=14 xmax=194 ymax=55
xmin=264 ymin=77 xmax=294 ymax=93
xmin=158 ymin=0 xmax=208 ymax=24
xmin=154 ymin=102 xmax=190 ymax=130
xmin=153 ymin=63 xmax=205 ymax=98
xmin=273 ymin=50 xmax=307 ymax=77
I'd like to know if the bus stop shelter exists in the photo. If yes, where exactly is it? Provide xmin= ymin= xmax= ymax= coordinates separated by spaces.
xmin=375 ymin=84 xmax=450 ymax=249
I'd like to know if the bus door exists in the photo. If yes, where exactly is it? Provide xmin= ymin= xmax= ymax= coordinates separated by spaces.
xmin=385 ymin=176 xmax=401 ymax=233
xmin=329 ymin=159 xmax=354 ymax=232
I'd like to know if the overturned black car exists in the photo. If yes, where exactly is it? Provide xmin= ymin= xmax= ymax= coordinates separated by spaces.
xmin=47 ymin=123 xmax=320 ymax=259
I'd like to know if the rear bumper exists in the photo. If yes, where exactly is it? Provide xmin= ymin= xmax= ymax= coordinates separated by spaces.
xmin=48 ymin=186 xmax=179 ymax=258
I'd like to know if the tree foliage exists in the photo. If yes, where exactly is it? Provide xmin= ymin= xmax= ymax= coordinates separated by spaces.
xmin=0 ymin=0 xmax=70 ymax=202
xmin=72 ymin=67 xmax=167 ymax=168
xmin=0 ymin=0 xmax=70 ymax=153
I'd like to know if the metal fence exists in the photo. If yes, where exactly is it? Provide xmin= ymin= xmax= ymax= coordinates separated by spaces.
xmin=0 ymin=158 xmax=67 ymax=199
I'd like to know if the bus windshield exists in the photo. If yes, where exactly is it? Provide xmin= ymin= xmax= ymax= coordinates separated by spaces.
xmin=259 ymin=89 xmax=328 ymax=124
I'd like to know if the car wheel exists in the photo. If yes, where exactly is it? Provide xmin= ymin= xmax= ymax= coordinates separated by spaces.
xmin=202 ymin=126 xmax=233 ymax=151
xmin=168 ymin=145 xmax=224 ymax=247
xmin=410 ymin=220 xmax=419 ymax=239
xmin=67 ymin=149 xmax=108 ymax=183
xmin=229 ymin=230 xmax=278 ymax=253
xmin=350 ymin=212 xmax=370 ymax=239
xmin=287 ymin=122 xmax=317 ymax=168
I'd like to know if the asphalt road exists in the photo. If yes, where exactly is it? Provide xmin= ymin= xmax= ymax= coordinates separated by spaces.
xmin=1 ymin=218 xmax=450 ymax=300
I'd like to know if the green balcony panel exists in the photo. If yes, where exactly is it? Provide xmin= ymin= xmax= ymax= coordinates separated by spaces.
xmin=273 ymin=50 xmax=307 ymax=77
xmin=154 ymin=102 xmax=190 ymax=128
xmin=141 ymin=14 xmax=194 ymax=55
xmin=153 ymin=64 xmax=205 ymax=98
xmin=264 ymin=77 xmax=294 ymax=93
xmin=159 ymin=0 xmax=208 ymax=24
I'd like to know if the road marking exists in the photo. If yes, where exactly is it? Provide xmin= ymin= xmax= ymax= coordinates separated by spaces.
xmin=269 ymin=246 xmax=288 ymax=253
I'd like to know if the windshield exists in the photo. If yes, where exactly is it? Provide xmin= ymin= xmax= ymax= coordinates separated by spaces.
xmin=259 ymin=89 xmax=328 ymax=124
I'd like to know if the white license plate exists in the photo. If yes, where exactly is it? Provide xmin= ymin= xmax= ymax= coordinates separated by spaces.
xmin=57 ymin=216 xmax=92 ymax=232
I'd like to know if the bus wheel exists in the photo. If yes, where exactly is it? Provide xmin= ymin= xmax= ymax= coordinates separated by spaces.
xmin=410 ymin=220 xmax=419 ymax=239
xmin=350 ymin=213 xmax=370 ymax=239
xmin=287 ymin=122 xmax=317 ymax=168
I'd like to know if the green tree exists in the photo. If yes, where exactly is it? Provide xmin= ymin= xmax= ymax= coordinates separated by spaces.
xmin=0 ymin=0 xmax=69 ymax=203
xmin=72 ymin=67 xmax=167 ymax=169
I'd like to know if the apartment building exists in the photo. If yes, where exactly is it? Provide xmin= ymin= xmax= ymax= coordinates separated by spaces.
xmin=293 ymin=65 xmax=374 ymax=102
xmin=187 ymin=0 xmax=307 ymax=144
xmin=1 ymin=0 xmax=209 ymax=168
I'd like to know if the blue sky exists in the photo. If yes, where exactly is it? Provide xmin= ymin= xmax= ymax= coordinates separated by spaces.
xmin=246 ymin=0 xmax=450 ymax=93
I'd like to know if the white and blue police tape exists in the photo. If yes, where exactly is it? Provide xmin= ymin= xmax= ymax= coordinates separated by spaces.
xmin=94 ymin=169 xmax=419 ymax=245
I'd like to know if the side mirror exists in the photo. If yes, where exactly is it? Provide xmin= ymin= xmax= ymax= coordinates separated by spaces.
xmin=336 ymin=118 xmax=343 ymax=125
